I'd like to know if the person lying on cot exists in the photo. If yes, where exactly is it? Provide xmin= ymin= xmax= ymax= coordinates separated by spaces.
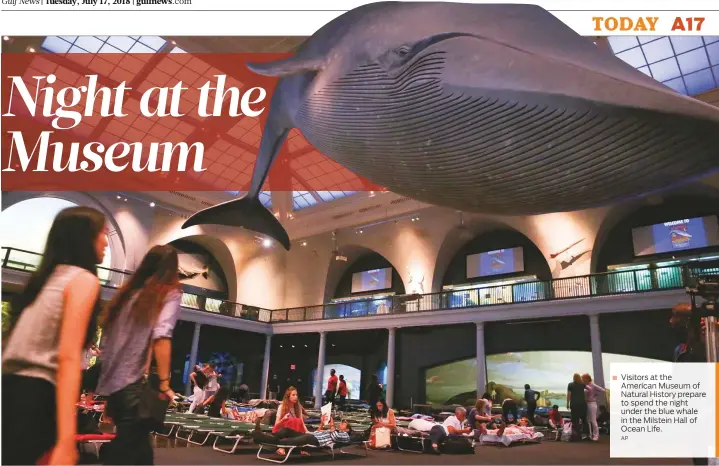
xmin=252 ymin=415 xmax=352 ymax=454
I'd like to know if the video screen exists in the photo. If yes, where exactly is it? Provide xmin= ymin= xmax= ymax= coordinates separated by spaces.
xmin=351 ymin=268 xmax=392 ymax=293
xmin=311 ymin=364 xmax=362 ymax=400
xmin=466 ymin=247 xmax=524 ymax=279
xmin=632 ymin=215 xmax=719 ymax=256
xmin=424 ymin=351 xmax=665 ymax=409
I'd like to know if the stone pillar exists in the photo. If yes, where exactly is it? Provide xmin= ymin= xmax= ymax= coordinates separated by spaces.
xmin=589 ymin=314 xmax=605 ymax=388
xmin=386 ymin=328 xmax=396 ymax=407
xmin=476 ymin=322 xmax=487 ymax=398
xmin=314 ymin=331 xmax=327 ymax=408
xmin=260 ymin=334 xmax=272 ymax=399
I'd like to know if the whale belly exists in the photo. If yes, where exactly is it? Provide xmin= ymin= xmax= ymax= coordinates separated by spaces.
xmin=295 ymin=58 xmax=719 ymax=215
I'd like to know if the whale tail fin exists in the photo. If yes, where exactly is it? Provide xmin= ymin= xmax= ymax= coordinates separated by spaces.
xmin=182 ymin=196 xmax=290 ymax=250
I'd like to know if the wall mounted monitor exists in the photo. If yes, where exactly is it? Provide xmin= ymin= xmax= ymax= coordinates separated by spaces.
xmin=632 ymin=215 xmax=719 ymax=256
xmin=466 ymin=247 xmax=524 ymax=279
xmin=351 ymin=267 xmax=392 ymax=293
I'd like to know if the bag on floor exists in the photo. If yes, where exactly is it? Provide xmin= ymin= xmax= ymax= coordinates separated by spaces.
xmin=561 ymin=422 xmax=573 ymax=442
xmin=441 ymin=436 xmax=475 ymax=454
xmin=370 ymin=427 xmax=391 ymax=449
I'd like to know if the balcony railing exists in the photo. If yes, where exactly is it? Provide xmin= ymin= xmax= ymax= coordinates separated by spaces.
xmin=1 ymin=247 xmax=273 ymax=324
xmin=3 ymin=247 xmax=718 ymax=325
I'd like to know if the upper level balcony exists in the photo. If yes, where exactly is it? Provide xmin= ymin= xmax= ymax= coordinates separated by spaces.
xmin=2 ymin=247 xmax=715 ymax=334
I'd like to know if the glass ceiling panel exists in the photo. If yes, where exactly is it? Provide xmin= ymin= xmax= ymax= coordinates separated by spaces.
xmin=42 ymin=36 xmax=166 ymax=54
xmin=292 ymin=191 xmax=318 ymax=210
xmin=608 ymin=36 xmax=719 ymax=96
xmin=225 ymin=191 xmax=273 ymax=208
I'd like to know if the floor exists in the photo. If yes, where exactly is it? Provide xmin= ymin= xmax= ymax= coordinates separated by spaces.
xmin=145 ymin=436 xmax=691 ymax=465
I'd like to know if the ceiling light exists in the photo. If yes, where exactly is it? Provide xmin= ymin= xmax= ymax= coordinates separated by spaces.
xmin=304 ymin=344 xmax=308 ymax=348
xmin=279 ymin=345 xmax=283 ymax=348
xmin=170 ymin=40 xmax=177 ymax=45
xmin=332 ymin=344 xmax=336 ymax=347
xmin=149 ymin=202 xmax=156 ymax=207
xmin=117 ymin=195 xmax=121 ymax=199
xmin=301 ymin=241 xmax=307 ymax=247
xmin=123 ymin=198 xmax=128 ymax=202
xmin=2 ymin=36 xmax=10 ymax=41
xmin=263 ymin=238 xmax=271 ymax=248
xmin=26 ymin=46 xmax=35 ymax=53
xmin=291 ymin=345 xmax=295 ymax=348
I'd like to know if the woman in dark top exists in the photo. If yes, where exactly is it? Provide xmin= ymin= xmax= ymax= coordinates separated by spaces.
xmin=205 ymin=386 xmax=230 ymax=418
xmin=567 ymin=373 xmax=588 ymax=440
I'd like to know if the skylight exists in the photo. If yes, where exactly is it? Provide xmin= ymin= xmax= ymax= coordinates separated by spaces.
xmin=292 ymin=191 xmax=319 ymax=210
xmin=608 ymin=36 xmax=719 ymax=96
xmin=41 ymin=36 xmax=167 ymax=54
xmin=225 ymin=191 xmax=273 ymax=208
xmin=316 ymin=191 xmax=358 ymax=202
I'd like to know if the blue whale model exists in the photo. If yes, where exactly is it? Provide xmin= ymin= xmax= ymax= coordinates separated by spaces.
xmin=183 ymin=2 xmax=719 ymax=250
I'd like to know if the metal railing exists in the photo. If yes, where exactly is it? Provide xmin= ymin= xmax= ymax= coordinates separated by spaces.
xmin=267 ymin=263 xmax=719 ymax=323
xmin=3 ymin=246 xmax=718 ymax=325
xmin=1 ymin=247 xmax=274 ymax=323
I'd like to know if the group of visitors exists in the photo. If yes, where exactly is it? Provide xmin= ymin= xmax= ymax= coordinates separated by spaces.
xmin=2 ymin=206 xmax=183 ymax=465
xmin=567 ymin=372 xmax=606 ymax=442
xmin=322 ymin=369 xmax=349 ymax=411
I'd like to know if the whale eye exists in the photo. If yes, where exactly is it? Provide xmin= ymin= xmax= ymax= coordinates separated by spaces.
xmin=396 ymin=45 xmax=411 ymax=57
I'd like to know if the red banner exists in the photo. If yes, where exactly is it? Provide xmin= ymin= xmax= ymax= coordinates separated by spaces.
xmin=1 ymin=51 xmax=382 ymax=192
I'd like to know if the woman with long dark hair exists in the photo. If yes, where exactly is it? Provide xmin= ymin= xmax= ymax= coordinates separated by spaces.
xmin=2 ymin=206 xmax=108 ymax=465
xmin=368 ymin=399 xmax=396 ymax=448
xmin=95 ymin=244 xmax=182 ymax=465
xmin=271 ymin=386 xmax=309 ymax=456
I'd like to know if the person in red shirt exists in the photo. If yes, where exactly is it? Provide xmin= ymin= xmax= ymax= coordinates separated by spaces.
xmin=324 ymin=369 xmax=338 ymax=405
xmin=337 ymin=375 xmax=348 ymax=412
xmin=548 ymin=405 xmax=564 ymax=441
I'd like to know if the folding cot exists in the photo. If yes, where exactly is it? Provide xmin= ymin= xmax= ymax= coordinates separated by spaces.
xmin=256 ymin=440 xmax=369 ymax=464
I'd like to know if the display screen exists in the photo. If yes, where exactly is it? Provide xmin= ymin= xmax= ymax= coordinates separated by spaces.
xmin=466 ymin=247 xmax=524 ymax=279
xmin=351 ymin=268 xmax=392 ymax=293
xmin=311 ymin=364 xmax=362 ymax=400
xmin=424 ymin=351 xmax=665 ymax=409
xmin=632 ymin=216 xmax=719 ymax=256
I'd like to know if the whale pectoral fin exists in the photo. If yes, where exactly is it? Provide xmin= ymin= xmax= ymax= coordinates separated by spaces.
xmin=247 ymin=56 xmax=325 ymax=77
xmin=182 ymin=196 xmax=291 ymax=250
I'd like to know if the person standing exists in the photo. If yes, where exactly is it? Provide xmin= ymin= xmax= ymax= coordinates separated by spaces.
xmin=188 ymin=364 xmax=209 ymax=413
xmin=670 ymin=303 xmax=714 ymax=466
xmin=523 ymin=384 xmax=540 ymax=425
xmin=366 ymin=374 xmax=382 ymax=407
xmin=567 ymin=373 xmax=588 ymax=441
xmin=324 ymin=368 xmax=338 ymax=405
xmin=582 ymin=373 xmax=606 ymax=441
xmin=337 ymin=375 xmax=348 ymax=412
xmin=2 ymin=207 xmax=107 ymax=466
xmin=95 ymin=245 xmax=182 ymax=465
xmin=204 ymin=363 xmax=220 ymax=401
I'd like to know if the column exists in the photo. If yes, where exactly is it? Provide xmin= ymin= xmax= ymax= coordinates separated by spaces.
xmin=185 ymin=322 xmax=201 ymax=396
xmin=314 ymin=331 xmax=327 ymax=408
xmin=589 ymin=314 xmax=605 ymax=388
xmin=476 ymin=322 xmax=487 ymax=398
xmin=260 ymin=334 xmax=272 ymax=399
xmin=386 ymin=328 xmax=396 ymax=408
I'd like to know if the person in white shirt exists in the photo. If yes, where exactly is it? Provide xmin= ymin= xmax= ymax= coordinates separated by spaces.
xmin=204 ymin=363 xmax=220 ymax=399
xmin=428 ymin=407 xmax=472 ymax=454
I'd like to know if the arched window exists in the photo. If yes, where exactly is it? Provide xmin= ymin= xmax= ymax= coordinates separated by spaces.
xmin=0 ymin=197 xmax=113 ymax=283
